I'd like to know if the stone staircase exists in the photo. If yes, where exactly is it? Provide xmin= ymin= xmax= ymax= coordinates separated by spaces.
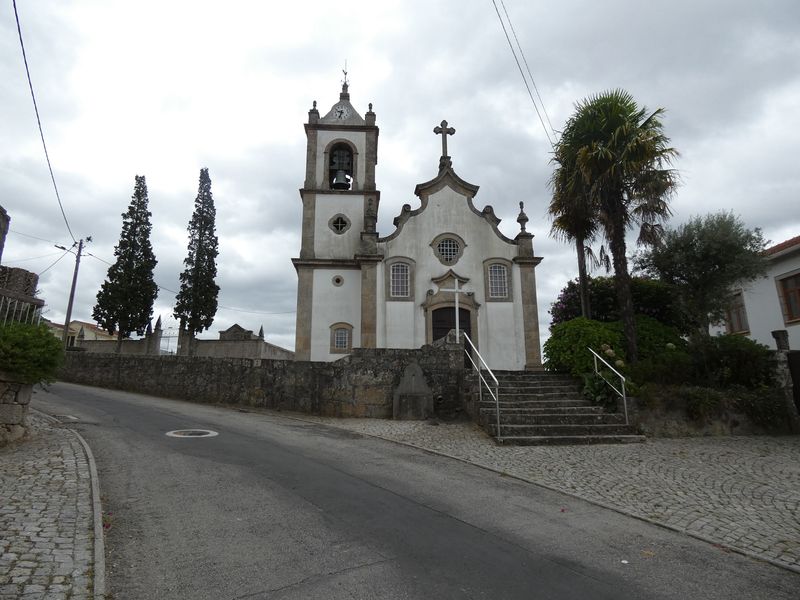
xmin=470 ymin=370 xmax=645 ymax=445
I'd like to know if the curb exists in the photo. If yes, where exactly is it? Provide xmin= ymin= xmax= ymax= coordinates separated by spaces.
xmin=30 ymin=408 xmax=107 ymax=599
xmin=275 ymin=411 xmax=800 ymax=576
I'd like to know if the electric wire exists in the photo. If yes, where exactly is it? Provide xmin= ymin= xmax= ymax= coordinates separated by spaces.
xmin=9 ymin=229 xmax=59 ymax=244
xmin=499 ymin=0 xmax=558 ymax=140
xmin=491 ymin=0 xmax=555 ymax=148
xmin=38 ymin=249 xmax=71 ymax=275
xmin=12 ymin=0 xmax=76 ymax=243
xmin=4 ymin=251 xmax=64 ymax=264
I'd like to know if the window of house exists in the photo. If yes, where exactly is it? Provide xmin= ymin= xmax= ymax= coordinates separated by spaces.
xmin=780 ymin=273 xmax=800 ymax=323
xmin=483 ymin=259 xmax=512 ymax=301
xmin=390 ymin=263 xmax=410 ymax=298
xmin=488 ymin=264 xmax=508 ymax=298
xmin=725 ymin=291 xmax=749 ymax=334
xmin=330 ymin=322 xmax=353 ymax=353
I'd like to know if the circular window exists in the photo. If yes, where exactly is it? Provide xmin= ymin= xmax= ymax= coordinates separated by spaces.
xmin=332 ymin=275 xmax=344 ymax=287
xmin=437 ymin=239 xmax=460 ymax=263
xmin=328 ymin=214 xmax=351 ymax=235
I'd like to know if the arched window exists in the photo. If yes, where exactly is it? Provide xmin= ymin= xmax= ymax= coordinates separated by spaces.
xmin=329 ymin=143 xmax=353 ymax=190
xmin=329 ymin=322 xmax=353 ymax=353
xmin=385 ymin=258 xmax=415 ymax=301
xmin=484 ymin=259 xmax=512 ymax=301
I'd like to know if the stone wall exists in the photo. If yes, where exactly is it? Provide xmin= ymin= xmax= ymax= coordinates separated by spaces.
xmin=0 ymin=372 xmax=32 ymax=446
xmin=58 ymin=341 xmax=465 ymax=418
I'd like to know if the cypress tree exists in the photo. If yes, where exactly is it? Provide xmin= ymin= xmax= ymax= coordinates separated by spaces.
xmin=93 ymin=175 xmax=159 ymax=353
xmin=174 ymin=168 xmax=219 ymax=355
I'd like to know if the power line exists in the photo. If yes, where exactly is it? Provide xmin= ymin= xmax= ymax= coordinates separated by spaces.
xmin=12 ymin=0 xmax=76 ymax=243
xmin=491 ymin=0 xmax=555 ymax=148
xmin=4 ymin=251 xmax=64 ymax=264
xmin=500 ymin=0 xmax=557 ymax=139
xmin=9 ymin=229 xmax=60 ymax=244
xmin=38 ymin=248 xmax=71 ymax=275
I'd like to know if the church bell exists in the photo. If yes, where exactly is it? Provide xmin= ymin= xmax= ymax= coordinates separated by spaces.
xmin=332 ymin=170 xmax=350 ymax=190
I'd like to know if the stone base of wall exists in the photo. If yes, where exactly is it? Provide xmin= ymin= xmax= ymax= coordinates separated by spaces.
xmin=0 ymin=375 xmax=32 ymax=446
xmin=58 ymin=343 xmax=466 ymax=419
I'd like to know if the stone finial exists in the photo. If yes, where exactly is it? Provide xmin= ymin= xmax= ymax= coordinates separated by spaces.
xmin=146 ymin=322 xmax=153 ymax=336
xmin=312 ymin=100 xmax=317 ymax=110
xmin=154 ymin=315 xmax=162 ymax=331
xmin=368 ymin=102 xmax=373 ymax=112
xmin=517 ymin=201 xmax=529 ymax=233
xmin=258 ymin=325 xmax=264 ymax=339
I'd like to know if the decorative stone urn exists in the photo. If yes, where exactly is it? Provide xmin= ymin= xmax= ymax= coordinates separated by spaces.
xmin=0 ymin=370 xmax=33 ymax=445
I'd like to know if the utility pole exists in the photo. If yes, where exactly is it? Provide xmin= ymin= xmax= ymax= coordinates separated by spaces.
xmin=57 ymin=237 xmax=90 ymax=349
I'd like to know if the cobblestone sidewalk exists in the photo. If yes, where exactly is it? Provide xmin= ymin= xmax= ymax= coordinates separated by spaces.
xmin=0 ymin=413 xmax=95 ymax=600
xmin=294 ymin=415 xmax=800 ymax=572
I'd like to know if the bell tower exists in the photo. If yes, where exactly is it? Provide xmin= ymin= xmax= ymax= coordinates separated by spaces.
xmin=292 ymin=79 xmax=381 ymax=360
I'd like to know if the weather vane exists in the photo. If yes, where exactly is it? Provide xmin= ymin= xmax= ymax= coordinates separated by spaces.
xmin=342 ymin=60 xmax=349 ymax=87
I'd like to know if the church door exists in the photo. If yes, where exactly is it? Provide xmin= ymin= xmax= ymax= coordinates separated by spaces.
xmin=431 ymin=307 xmax=471 ymax=342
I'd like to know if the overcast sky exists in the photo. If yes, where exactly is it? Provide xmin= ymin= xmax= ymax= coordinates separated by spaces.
xmin=2 ymin=0 xmax=799 ymax=352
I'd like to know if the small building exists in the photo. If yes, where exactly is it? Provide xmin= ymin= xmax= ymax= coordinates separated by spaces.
xmin=720 ymin=235 xmax=800 ymax=349
xmin=44 ymin=319 xmax=117 ymax=347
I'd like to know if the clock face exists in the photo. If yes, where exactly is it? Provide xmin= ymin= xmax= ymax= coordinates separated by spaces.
xmin=334 ymin=104 xmax=350 ymax=119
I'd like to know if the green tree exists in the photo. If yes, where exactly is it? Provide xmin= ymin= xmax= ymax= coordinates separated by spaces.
xmin=93 ymin=175 xmax=159 ymax=352
xmin=550 ymin=276 xmax=684 ymax=330
xmin=174 ymin=168 xmax=219 ymax=355
xmin=551 ymin=89 xmax=678 ymax=362
xmin=636 ymin=212 xmax=768 ymax=339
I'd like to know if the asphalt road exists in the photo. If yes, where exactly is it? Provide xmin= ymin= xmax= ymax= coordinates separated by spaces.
xmin=33 ymin=382 xmax=798 ymax=600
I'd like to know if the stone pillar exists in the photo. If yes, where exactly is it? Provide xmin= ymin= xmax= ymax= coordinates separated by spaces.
xmin=293 ymin=266 xmax=314 ymax=360
xmin=771 ymin=330 xmax=800 ymax=433
xmin=514 ymin=232 xmax=543 ymax=370
xmin=358 ymin=257 xmax=380 ymax=349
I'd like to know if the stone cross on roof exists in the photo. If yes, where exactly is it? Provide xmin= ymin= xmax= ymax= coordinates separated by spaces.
xmin=433 ymin=120 xmax=455 ymax=158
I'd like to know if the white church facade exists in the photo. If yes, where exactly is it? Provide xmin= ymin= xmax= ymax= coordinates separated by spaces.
xmin=292 ymin=82 xmax=543 ymax=370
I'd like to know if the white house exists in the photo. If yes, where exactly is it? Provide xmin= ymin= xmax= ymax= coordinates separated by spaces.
xmin=720 ymin=235 xmax=800 ymax=349
xmin=292 ymin=82 xmax=543 ymax=369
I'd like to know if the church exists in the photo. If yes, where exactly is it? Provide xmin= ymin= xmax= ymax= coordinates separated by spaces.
xmin=292 ymin=81 xmax=544 ymax=370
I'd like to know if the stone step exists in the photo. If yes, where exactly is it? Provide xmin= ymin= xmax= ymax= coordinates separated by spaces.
xmin=480 ymin=411 xmax=625 ymax=425
xmin=486 ymin=423 xmax=636 ymax=437
xmin=479 ymin=405 xmax=606 ymax=415
xmin=499 ymin=390 xmax=583 ymax=399
xmin=494 ymin=434 xmax=646 ymax=446
xmin=481 ymin=399 xmax=594 ymax=408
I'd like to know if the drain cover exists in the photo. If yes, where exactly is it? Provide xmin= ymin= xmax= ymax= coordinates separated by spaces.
xmin=166 ymin=429 xmax=219 ymax=438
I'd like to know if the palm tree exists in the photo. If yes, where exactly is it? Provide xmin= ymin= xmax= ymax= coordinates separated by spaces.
xmin=551 ymin=89 xmax=678 ymax=362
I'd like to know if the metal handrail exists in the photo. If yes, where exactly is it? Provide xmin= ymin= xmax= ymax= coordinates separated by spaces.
xmin=463 ymin=333 xmax=502 ymax=441
xmin=588 ymin=347 xmax=628 ymax=425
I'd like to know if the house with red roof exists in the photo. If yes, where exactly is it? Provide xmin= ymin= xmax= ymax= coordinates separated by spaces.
xmin=718 ymin=235 xmax=800 ymax=349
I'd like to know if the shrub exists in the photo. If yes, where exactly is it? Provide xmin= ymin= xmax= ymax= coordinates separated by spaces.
xmin=543 ymin=317 xmax=623 ymax=376
xmin=731 ymin=385 xmax=790 ymax=430
xmin=691 ymin=335 xmax=774 ymax=389
xmin=0 ymin=322 xmax=64 ymax=384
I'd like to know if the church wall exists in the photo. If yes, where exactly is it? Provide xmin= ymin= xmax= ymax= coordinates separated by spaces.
xmin=380 ymin=187 xmax=521 ymax=368
xmin=313 ymin=193 xmax=365 ymax=258
xmin=315 ymin=130 xmax=367 ymax=188
xmin=310 ymin=268 xmax=361 ymax=361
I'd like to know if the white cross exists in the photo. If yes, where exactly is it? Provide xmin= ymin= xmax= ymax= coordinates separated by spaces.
xmin=439 ymin=279 xmax=469 ymax=339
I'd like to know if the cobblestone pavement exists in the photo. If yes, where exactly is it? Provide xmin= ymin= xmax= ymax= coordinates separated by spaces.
xmin=291 ymin=415 xmax=800 ymax=572
xmin=0 ymin=413 xmax=94 ymax=600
